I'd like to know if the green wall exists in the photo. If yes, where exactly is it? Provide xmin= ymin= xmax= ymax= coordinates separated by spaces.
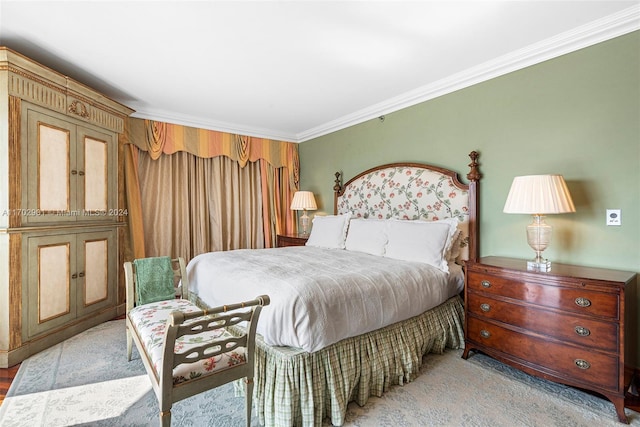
xmin=299 ymin=31 xmax=640 ymax=359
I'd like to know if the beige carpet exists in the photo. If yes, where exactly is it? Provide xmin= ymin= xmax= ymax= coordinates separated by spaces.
xmin=340 ymin=349 xmax=640 ymax=426
xmin=0 ymin=319 xmax=638 ymax=426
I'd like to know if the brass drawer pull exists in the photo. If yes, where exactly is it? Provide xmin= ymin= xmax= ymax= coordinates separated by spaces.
xmin=480 ymin=303 xmax=491 ymax=312
xmin=480 ymin=329 xmax=491 ymax=338
xmin=574 ymin=326 xmax=590 ymax=337
xmin=575 ymin=297 xmax=592 ymax=308
xmin=78 ymin=272 xmax=85 ymax=278
xmin=480 ymin=280 xmax=491 ymax=288
xmin=574 ymin=359 xmax=591 ymax=370
xmin=71 ymin=273 xmax=77 ymax=279
xmin=71 ymin=170 xmax=78 ymax=175
xmin=78 ymin=171 xmax=85 ymax=176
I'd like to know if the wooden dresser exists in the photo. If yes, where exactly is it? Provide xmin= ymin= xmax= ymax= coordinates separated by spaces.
xmin=463 ymin=256 xmax=637 ymax=423
xmin=276 ymin=233 xmax=309 ymax=247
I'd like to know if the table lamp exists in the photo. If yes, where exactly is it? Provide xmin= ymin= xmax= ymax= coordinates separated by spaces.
xmin=503 ymin=174 xmax=575 ymax=272
xmin=290 ymin=191 xmax=317 ymax=235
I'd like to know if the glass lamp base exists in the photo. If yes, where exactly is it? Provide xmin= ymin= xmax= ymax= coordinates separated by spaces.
xmin=300 ymin=213 xmax=310 ymax=236
xmin=527 ymin=259 xmax=551 ymax=272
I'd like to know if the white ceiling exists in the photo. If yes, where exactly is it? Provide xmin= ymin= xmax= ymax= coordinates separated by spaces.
xmin=1 ymin=1 xmax=638 ymax=142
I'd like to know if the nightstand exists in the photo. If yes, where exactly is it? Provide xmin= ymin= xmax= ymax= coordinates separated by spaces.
xmin=462 ymin=256 xmax=637 ymax=423
xmin=276 ymin=233 xmax=309 ymax=248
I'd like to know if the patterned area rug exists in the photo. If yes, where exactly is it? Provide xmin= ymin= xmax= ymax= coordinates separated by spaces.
xmin=0 ymin=319 xmax=638 ymax=427
xmin=342 ymin=349 xmax=640 ymax=427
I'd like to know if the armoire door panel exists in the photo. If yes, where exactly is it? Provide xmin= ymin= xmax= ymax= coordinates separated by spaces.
xmin=27 ymin=234 xmax=77 ymax=337
xmin=37 ymin=123 xmax=70 ymax=213
xmin=83 ymin=136 xmax=108 ymax=213
xmin=26 ymin=109 xmax=78 ymax=224
xmin=37 ymin=243 xmax=71 ymax=321
xmin=75 ymin=124 xmax=116 ymax=222
xmin=76 ymin=229 xmax=116 ymax=317
xmin=83 ymin=238 xmax=108 ymax=305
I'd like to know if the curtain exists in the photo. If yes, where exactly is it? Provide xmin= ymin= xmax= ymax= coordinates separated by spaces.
xmin=129 ymin=119 xmax=299 ymax=190
xmin=124 ymin=118 xmax=299 ymax=262
xmin=124 ymin=144 xmax=145 ymax=259
xmin=260 ymin=159 xmax=297 ymax=246
xmin=205 ymin=155 xmax=264 ymax=252
xmin=137 ymin=151 xmax=265 ymax=260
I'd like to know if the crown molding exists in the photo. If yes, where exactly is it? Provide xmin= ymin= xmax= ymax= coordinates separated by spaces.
xmin=296 ymin=5 xmax=640 ymax=143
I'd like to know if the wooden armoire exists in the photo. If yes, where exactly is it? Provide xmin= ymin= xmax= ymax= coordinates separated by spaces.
xmin=0 ymin=47 xmax=133 ymax=367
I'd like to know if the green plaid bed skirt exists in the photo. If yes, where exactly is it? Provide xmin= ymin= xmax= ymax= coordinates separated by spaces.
xmin=247 ymin=295 xmax=465 ymax=426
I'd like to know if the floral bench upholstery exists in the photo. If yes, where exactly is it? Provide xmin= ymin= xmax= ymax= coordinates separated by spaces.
xmin=128 ymin=299 xmax=250 ymax=385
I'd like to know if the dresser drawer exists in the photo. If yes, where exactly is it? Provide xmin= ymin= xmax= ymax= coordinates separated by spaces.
xmin=467 ymin=292 xmax=618 ymax=351
xmin=467 ymin=271 xmax=620 ymax=319
xmin=467 ymin=316 xmax=619 ymax=390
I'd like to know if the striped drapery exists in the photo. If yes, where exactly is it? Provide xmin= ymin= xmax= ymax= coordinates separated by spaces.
xmin=124 ymin=119 xmax=299 ymax=260
xmin=130 ymin=119 xmax=299 ymax=190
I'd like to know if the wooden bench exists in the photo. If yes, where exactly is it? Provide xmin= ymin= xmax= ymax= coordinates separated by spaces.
xmin=124 ymin=257 xmax=269 ymax=427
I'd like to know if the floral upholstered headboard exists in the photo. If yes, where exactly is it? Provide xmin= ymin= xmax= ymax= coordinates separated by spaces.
xmin=334 ymin=152 xmax=481 ymax=262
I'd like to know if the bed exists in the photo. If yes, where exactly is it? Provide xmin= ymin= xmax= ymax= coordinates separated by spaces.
xmin=186 ymin=151 xmax=481 ymax=426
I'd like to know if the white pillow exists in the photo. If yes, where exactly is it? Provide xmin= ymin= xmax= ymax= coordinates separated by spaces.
xmin=345 ymin=219 xmax=388 ymax=256
xmin=305 ymin=213 xmax=352 ymax=249
xmin=392 ymin=217 xmax=462 ymax=263
xmin=384 ymin=219 xmax=458 ymax=272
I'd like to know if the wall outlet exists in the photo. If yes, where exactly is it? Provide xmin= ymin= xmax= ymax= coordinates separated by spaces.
xmin=606 ymin=209 xmax=621 ymax=226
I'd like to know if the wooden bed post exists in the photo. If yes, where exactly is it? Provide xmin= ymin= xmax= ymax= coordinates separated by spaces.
xmin=466 ymin=151 xmax=482 ymax=263
xmin=333 ymin=171 xmax=342 ymax=215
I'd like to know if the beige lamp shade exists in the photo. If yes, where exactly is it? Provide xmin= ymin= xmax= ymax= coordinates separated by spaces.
xmin=290 ymin=191 xmax=317 ymax=211
xmin=503 ymin=175 xmax=575 ymax=214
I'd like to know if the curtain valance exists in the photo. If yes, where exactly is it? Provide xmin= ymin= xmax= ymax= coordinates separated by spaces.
xmin=127 ymin=118 xmax=299 ymax=189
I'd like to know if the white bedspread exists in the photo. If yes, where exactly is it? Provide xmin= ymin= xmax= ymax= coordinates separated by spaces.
xmin=186 ymin=246 xmax=463 ymax=353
